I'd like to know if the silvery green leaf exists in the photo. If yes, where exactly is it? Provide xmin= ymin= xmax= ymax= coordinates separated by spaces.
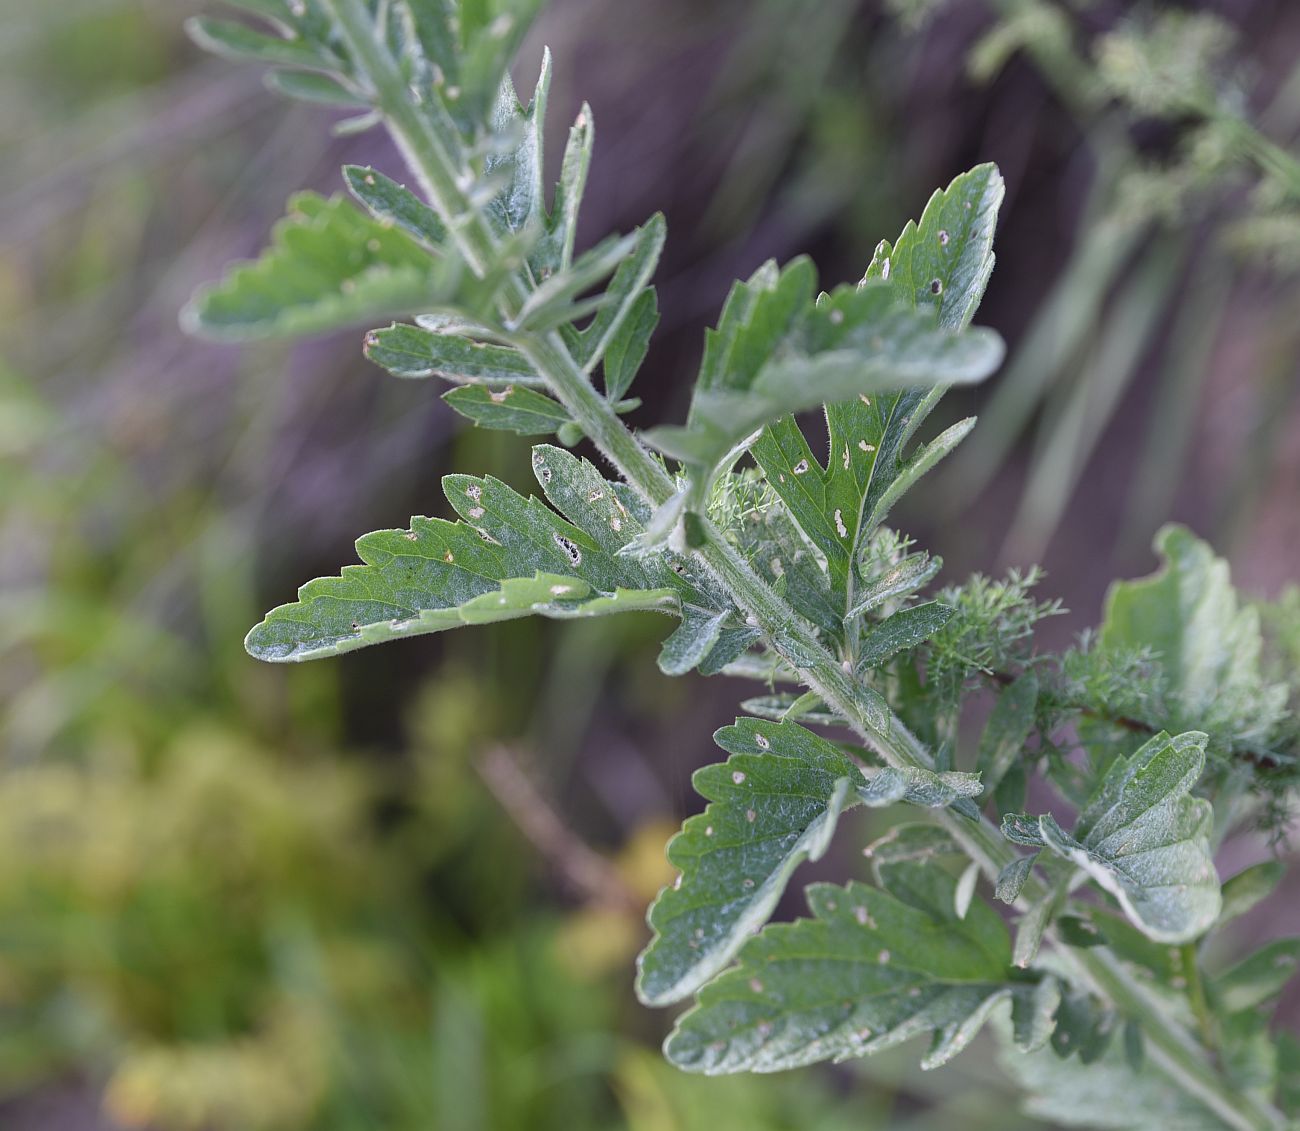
xmin=856 ymin=601 xmax=955 ymax=672
xmin=1021 ymin=731 xmax=1221 ymax=944
xmin=1012 ymin=975 xmax=1062 ymax=1053
xmin=601 ymin=287 xmax=659 ymax=402
xmin=441 ymin=384 xmax=570 ymax=434
xmin=664 ymin=859 xmax=1041 ymax=1074
xmin=1212 ymin=940 xmax=1300 ymax=1014
xmin=863 ymin=162 xmax=1004 ymax=333
xmin=1002 ymin=1028 xmax=1228 ymax=1130
xmin=515 ymin=231 xmax=639 ymax=332
xmin=646 ymin=271 xmax=1002 ymax=492
xmin=568 ymin=215 xmax=665 ymax=379
xmin=1001 ymin=813 xmax=1048 ymax=847
xmin=246 ymin=445 xmax=737 ymax=665
xmin=657 ymin=608 xmax=731 ymax=677
xmin=549 ymin=103 xmax=594 ymax=269
xmin=1100 ymin=524 xmax=1289 ymax=754
xmin=977 ymin=671 xmax=1039 ymax=797
xmin=1052 ymin=989 xmax=1117 ymax=1064
xmin=186 ymin=16 xmax=337 ymax=71
xmin=267 ymin=70 xmax=368 ymax=107
xmin=484 ymin=54 xmax=549 ymax=240
xmin=739 ymin=694 xmax=847 ymax=728
xmin=182 ymin=194 xmax=437 ymax=341
xmin=844 ymin=552 xmax=942 ymax=620
xmin=637 ymin=719 xmax=984 ymax=1007
xmin=1218 ymin=861 xmax=1286 ymax=927
xmin=364 ymin=323 xmax=542 ymax=384
xmin=749 ymin=164 xmax=1005 ymax=603
xmin=1013 ymin=893 xmax=1057 ymax=969
xmin=344 ymin=165 xmax=447 ymax=249
xmin=996 ymin=853 xmax=1039 ymax=905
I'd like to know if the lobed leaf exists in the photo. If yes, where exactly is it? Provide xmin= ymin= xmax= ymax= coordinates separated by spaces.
xmin=1002 ymin=1028 xmax=1228 ymax=1130
xmin=664 ymin=858 xmax=1044 ymax=1074
xmin=637 ymin=719 xmax=981 ymax=1006
xmin=741 ymin=163 xmax=1005 ymax=611
xmin=862 ymin=162 xmax=1004 ymax=334
xmin=1005 ymin=730 xmax=1221 ymax=944
xmin=1100 ymin=524 xmax=1289 ymax=754
xmin=183 ymin=193 xmax=437 ymax=341
xmin=245 ymin=445 xmax=743 ymax=667
xmin=645 ymin=269 xmax=1002 ymax=493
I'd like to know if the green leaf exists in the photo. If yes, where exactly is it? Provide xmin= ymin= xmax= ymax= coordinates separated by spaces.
xmin=266 ymin=70 xmax=368 ymax=107
xmin=1218 ymin=861 xmax=1286 ymax=927
xmin=996 ymin=853 xmax=1038 ymax=905
xmin=977 ymin=672 xmax=1039 ymax=797
xmin=742 ymin=164 xmax=1005 ymax=607
xmin=516 ymin=231 xmax=639 ymax=331
xmin=1051 ymin=988 xmax=1117 ymax=1064
xmin=344 ymin=165 xmax=447 ymax=249
xmin=185 ymin=16 xmax=337 ymax=71
xmin=602 ymin=287 xmax=659 ymax=402
xmin=1100 ymin=524 xmax=1289 ymax=753
xmin=1002 ymin=1026 xmax=1227 ymax=1130
xmin=549 ymin=103 xmax=594 ymax=270
xmin=1015 ymin=730 xmax=1221 ymax=944
xmin=645 ymin=268 xmax=1003 ymax=493
xmin=364 ymin=323 xmax=541 ymax=384
xmin=246 ymin=445 xmax=741 ymax=664
xmin=664 ymin=860 xmax=1043 ymax=1074
xmin=844 ymin=552 xmax=941 ymax=620
xmin=856 ymin=602 xmax=954 ymax=672
xmin=441 ymin=384 xmax=570 ymax=434
xmin=182 ymin=194 xmax=437 ymax=341
xmin=568 ymin=215 xmax=665 ymax=378
xmin=637 ymin=718 xmax=983 ymax=1006
xmin=1212 ymin=940 xmax=1300 ymax=1014
xmin=862 ymin=162 xmax=1005 ymax=333
xmin=739 ymin=695 xmax=847 ymax=729
xmin=1013 ymin=891 xmax=1058 ymax=969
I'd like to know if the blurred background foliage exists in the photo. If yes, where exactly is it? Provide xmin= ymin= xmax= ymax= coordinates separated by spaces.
xmin=0 ymin=0 xmax=1297 ymax=1128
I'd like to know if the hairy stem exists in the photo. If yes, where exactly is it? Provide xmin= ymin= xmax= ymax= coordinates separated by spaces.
xmin=322 ymin=8 xmax=1283 ymax=1127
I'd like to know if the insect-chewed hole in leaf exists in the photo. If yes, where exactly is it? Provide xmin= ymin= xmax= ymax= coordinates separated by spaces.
xmin=929 ymin=279 xmax=943 ymax=295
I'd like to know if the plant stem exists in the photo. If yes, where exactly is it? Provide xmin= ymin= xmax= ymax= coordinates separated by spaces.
xmin=322 ymin=7 xmax=1284 ymax=1127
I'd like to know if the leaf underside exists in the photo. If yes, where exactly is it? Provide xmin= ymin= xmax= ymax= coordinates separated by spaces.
xmin=1007 ymin=730 xmax=1221 ymax=944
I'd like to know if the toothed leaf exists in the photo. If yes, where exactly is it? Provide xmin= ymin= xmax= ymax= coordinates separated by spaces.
xmin=637 ymin=718 xmax=984 ymax=1007
xmin=183 ymin=193 xmax=437 ymax=341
